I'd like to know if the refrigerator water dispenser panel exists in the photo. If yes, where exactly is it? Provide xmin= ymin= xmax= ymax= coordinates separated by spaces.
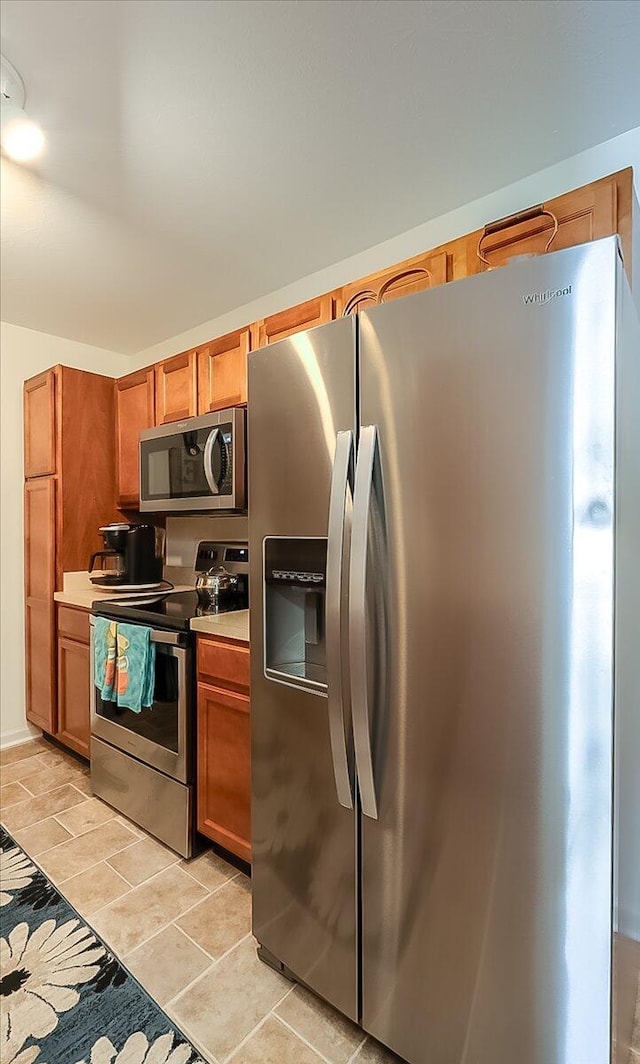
xmin=264 ymin=537 xmax=327 ymax=694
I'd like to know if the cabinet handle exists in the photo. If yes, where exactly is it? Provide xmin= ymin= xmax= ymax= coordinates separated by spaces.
xmin=477 ymin=205 xmax=559 ymax=268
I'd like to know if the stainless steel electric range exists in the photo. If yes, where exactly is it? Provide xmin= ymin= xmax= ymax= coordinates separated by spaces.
xmin=90 ymin=541 xmax=248 ymax=857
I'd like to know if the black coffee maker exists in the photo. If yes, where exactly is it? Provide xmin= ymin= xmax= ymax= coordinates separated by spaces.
xmin=89 ymin=524 xmax=164 ymax=587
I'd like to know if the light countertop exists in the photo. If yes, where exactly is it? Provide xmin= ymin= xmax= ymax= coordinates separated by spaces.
xmin=55 ymin=573 xmax=250 ymax=642
xmin=54 ymin=588 xmax=122 ymax=610
xmin=53 ymin=573 xmax=193 ymax=611
xmin=190 ymin=609 xmax=249 ymax=643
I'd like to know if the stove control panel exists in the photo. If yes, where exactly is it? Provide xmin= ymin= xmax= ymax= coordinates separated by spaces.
xmin=195 ymin=541 xmax=249 ymax=575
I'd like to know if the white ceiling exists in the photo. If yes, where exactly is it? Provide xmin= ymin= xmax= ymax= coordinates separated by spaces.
xmin=1 ymin=0 xmax=640 ymax=355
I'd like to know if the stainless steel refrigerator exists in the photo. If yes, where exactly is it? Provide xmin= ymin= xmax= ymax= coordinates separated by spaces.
xmin=248 ymin=236 xmax=640 ymax=1064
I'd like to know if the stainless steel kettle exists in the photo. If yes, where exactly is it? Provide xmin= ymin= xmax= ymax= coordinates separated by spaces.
xmin=195 ymin=564 xmax=239 ymax=606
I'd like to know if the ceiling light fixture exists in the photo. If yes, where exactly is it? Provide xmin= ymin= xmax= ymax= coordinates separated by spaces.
xmin=1 ymin=54 xmax=45 ymax=163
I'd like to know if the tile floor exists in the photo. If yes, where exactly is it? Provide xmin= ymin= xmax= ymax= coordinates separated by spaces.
xmin=0 ymin=737 xmax=401 ymax=1064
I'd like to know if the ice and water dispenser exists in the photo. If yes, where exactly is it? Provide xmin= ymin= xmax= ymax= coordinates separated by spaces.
xmin=264 ymin=538 xmax=327 ymax=693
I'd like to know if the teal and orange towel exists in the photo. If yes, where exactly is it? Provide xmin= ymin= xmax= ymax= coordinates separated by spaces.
xmin=93 ymin=618 xmax=156 ymax=713
xmin=93 ymin=617 xmax=117 ymax=700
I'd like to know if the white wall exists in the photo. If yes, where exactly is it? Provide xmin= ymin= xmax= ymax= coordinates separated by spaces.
xmin=131 ymin=125 xmax=640 ymax=368
xmin=0 ymin=323 xmax=131 ymax=748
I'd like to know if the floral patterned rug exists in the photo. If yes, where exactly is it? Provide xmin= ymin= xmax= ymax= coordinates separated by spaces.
xmin=0 ymin=825 xmax=204 ymax=1064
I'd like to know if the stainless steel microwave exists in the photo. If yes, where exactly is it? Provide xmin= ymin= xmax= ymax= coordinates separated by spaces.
xmin=139 ymin=408 xmax=246 ymax=513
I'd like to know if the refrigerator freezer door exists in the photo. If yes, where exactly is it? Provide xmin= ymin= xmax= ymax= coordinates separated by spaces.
xmin=358 ymin=239 xmax=617 ymax=1063
xmin=249 ymin=317 xmax=358 ymax=1020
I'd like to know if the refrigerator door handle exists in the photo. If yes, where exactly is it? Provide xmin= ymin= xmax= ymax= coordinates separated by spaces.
xmin=349 ymin=423 xmax=379 ymax=820
xmin=326 ymin=429 xmax=354 ymax=809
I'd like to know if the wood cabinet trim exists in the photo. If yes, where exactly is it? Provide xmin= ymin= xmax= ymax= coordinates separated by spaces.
xmin=197 ymin=678 xmax=251 ymax=706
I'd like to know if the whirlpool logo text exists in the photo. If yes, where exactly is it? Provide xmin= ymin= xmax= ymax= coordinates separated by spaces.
xmin=522 ymin=285 xmax=572 ymax=306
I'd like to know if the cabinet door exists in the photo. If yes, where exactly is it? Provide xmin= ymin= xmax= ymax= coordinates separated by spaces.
xmin=197 ymin=329 xmax=250 ymax=413
xmin=470 ymin=175 xmax=618 ymax=274
xmin=339 ymin=250 xmax=449 ymax=315
xmin=57 ymin=633 xmax=90 ymax=758
xmin=257 ymin=293 xmax=336 ymax=348
xmin=116 ymin=368 xmax=155 ymax=507
xmin=25 ymin=477 xmax=56 ymax=733
xmin=155 ymin=350 xmax=197 ymax=424
xmin=24 ymin=369 xmax=56 ymax=478
xmin=197 ymin=681 xmax=251 ymax=862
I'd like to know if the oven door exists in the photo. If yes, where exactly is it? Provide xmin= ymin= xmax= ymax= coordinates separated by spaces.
xmin=139 ymin=408 xmax=245 ymax=513
xmin=90 ymin=623 xmax=191 ymax=784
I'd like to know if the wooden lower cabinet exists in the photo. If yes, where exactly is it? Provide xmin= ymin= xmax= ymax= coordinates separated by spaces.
xmin=56 ymin=606 xmax=91 ymax=758
xmin=25 ymin=600 xmax=56 ymax=734
xmin=197 ymin=636 xmax=251 ymax=862
xmin=25 ymin=477 xmax=56 ymax=733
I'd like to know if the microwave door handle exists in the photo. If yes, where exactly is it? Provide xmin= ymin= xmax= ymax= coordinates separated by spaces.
xmin=326 ymin=429 xmax=354 ymax=810
xmin=203 ymin=428 xmax=220 ymax=495
xmin=349 ymin=424 xmax=379 ymax=820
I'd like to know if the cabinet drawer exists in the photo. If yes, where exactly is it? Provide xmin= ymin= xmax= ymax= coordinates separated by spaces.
xmin=57 ymin=605 xmax=90 ymax=644
xmin=197 ymin=637 xmax=250 ymax=692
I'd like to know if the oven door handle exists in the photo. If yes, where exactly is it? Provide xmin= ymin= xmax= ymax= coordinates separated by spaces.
xmin=90 ymin=617 xmax=184 ymax=647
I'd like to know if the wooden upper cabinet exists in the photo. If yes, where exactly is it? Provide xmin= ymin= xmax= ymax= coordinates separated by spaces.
xmin=339 ymin=250 xmax=450 ymax=316
xmin=24 ymin=369 xmax=56 ymax=478
xmin=56 ymin=367 xmax=119 ymax=584
xmin=468 ymin=171 xmax=623 ymax=276
xmin=256 ymin=293 xmax=336 ymax=348
xmin=155 ymin=350 xmax=198 ymax=424
xmin=24 ymin=477 xmax=57 ymax=733
xmin=197 ymin=328 xmax=250 ymax=413
xmin=116 ymin=368 xmax=155 ymax=507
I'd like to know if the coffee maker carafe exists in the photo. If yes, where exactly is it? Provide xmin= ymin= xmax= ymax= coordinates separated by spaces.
xmin=89 ymin=524 xmax=164 ymax=587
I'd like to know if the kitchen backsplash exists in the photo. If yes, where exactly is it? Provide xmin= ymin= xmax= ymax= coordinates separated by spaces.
xmin=165 ymin=515 xmax=249 ymax=584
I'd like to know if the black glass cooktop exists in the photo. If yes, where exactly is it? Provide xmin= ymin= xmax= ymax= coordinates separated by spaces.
xmin=92 ymin=590 xmax=247 ymax=632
